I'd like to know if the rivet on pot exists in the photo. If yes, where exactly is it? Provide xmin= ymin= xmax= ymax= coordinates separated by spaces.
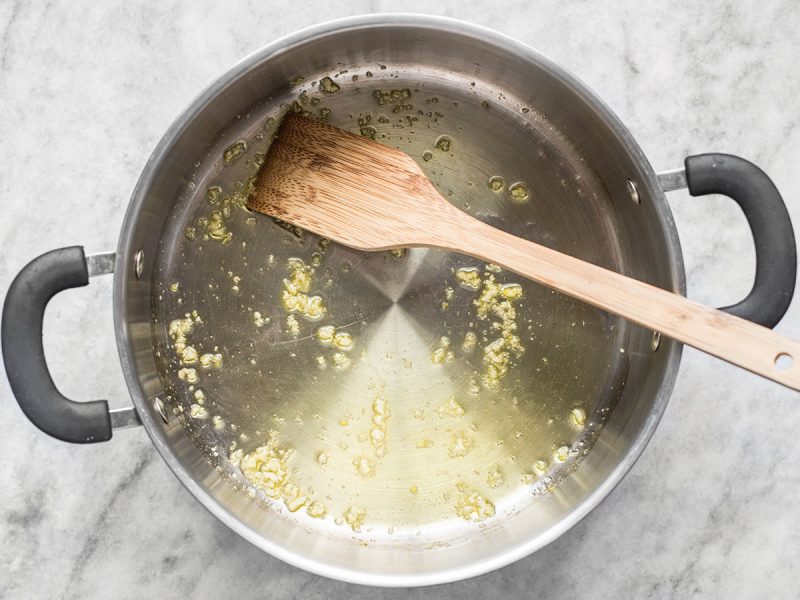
xmin=153 ymin=396 xmax=168 ymax=424
xmin=651 ymin=331 xmax=661 ymax=352
xmin=626 ymin=179 xmax=641 ymax=205
xmin=134 ymin=249 xmax=144 ymax=278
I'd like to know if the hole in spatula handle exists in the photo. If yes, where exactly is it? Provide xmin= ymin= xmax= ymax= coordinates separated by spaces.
xmin=775 ymin=352 xmax=794 ymax=371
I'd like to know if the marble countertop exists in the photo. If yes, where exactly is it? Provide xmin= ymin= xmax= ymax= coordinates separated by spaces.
xmin=2 ymin=2 xmax=799 ymax=598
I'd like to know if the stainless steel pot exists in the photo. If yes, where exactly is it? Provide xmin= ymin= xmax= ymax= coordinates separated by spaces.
xmin=2 ymin=15 xmax=796 ymax=587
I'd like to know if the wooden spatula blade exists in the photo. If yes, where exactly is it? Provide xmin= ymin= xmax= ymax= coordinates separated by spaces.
xmin=249 ymin=112 xmax=454 ymax=250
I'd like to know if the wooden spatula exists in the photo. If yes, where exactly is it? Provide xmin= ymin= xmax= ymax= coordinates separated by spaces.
xmin=248 ymin=112 xmax=800 ymax=391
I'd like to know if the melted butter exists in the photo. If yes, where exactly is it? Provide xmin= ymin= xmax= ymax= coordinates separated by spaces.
xmin=160 ymin=78 xmax=599 ymax=536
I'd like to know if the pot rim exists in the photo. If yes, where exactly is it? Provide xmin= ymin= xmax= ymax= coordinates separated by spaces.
xmin=113 ymin=13 xmax=685 ymax=587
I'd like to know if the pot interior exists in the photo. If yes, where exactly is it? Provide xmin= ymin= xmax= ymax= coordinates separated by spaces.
xmin=118 ymin=17 xmax=682 ymax=584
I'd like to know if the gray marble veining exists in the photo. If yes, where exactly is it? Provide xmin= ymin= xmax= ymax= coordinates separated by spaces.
xmin=2 ymin=1 xmax=800 ymax=598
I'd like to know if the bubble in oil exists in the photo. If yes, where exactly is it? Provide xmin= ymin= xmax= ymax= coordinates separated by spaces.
xmin=486 ymin=465 xmax=504 ymax=488
xmin=333 ymin=332 xmax=354 ymax=351
xmin=178 ymin=368 xmax=198 ymax=384
xmin=319 ymin=77 xmax=341 ymax=94
xmin=333 ymin=352 xmax=351 ymax=369
xmin=222 ymin=140 xmax=246 ymax=166
xmin=307 ymin=502 xmax=327 ymax=519
xmin=462 ymin=331 xmax=478 ymax=353
xmin=206 ymin=186 xmax=222 ymax=205
xmin=343 ymin=506 xmax=367 ymax=531
xmin=435 ymin=135 xmax=452 ymax=152
xmin=353 ymin=456 xmax=376 ymax=477
xmin=509 ymin=182 xmax=530 ymax=202
xmin=454 ymin=267 xmax=481 ymax=290
xmin=431 ymin=335 xmax=455 ymax=364
xmin=454 ymin=483 xmax=495 ymax=522
xmin=570 ymin=408 xmax=586 ymax=427
xmin=448 ymin=430 xmax=474 ymax=458
xmin=316 ymin=325 xmax=335 ymax=344
xmin=488 ymin=176 xmax=505 ymax=191
xmin=553 ymin=445 xmax=570 ymax=463
xmin=199 ymin=353 xmax=222 ymax=369
xmin=253 ymin=311 xmax=269 ymax=328
xmin=285 ymin=315 xmax=300 ymax=336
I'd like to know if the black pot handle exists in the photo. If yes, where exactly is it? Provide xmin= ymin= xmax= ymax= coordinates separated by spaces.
xmin=684 ymin=153 xmax=797 ymax=328
xmin=2 ymin=247 xmax=115 ymax=443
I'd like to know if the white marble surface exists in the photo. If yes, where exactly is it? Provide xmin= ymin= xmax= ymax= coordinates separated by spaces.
xmin=2 ymin=1 xmax=800 ymax=598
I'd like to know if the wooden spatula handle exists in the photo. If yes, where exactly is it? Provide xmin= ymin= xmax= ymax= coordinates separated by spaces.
xmin=448 ymin=217 xmax=800 ymax=390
